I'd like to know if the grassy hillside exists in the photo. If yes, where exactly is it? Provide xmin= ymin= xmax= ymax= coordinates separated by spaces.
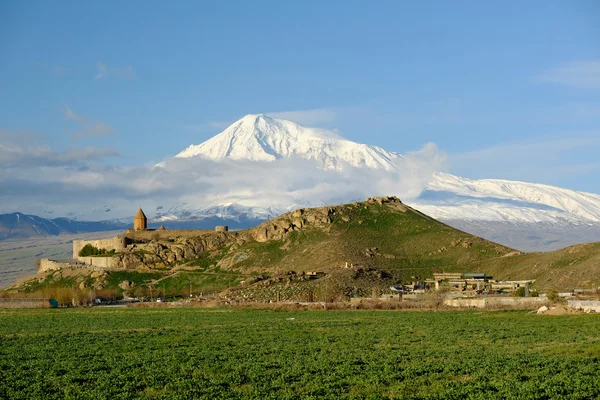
xmin=6 ymin=197 xmax=600 ymax=297
xmin=467 ymin=242 xmax=600 ymax=290
xmin=222 ymin=197 xmax=515 ymax=277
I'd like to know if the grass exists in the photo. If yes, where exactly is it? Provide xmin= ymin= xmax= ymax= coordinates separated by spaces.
xmin=105 ymin=271 xmax=164 ymax=288
xmin=154 ymin=271 xmax=249 ymax=296
xmin=215 ymin=202 xmax=516 ymax=289
xmin=6 ymin=199 xmax=600 ymax=298
xmin=0 ymin=308 xmax=598 ymax=399
xmin=182 ymin=248 xmax=228 ymax=270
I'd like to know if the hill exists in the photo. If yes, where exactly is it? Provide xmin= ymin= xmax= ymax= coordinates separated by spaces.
xmin=6 ymin=197 xmax=600 ymax=300
xmin=153 ymin=113 xmax=600 ymax=253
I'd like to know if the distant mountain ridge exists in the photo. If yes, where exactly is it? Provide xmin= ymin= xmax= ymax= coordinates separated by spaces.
xmin=0 ymin=213 xmax=128 ymax=241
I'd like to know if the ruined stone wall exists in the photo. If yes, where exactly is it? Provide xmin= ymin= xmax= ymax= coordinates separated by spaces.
xmin=568 ymin=300 xmax=600 ymax=313
xmin=37 ymin=259 xmax=76 ymax=273
xmin=444 ymin=297 xmax=546 ymax=309
xmin=72 ymin=237 xmax=124 ymax=259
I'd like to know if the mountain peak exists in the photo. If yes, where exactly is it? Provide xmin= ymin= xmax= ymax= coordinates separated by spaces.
xmin=174 ymin=114 xmax=400 ymax=170
xmin=241 ymin=113 xmax=268 ymax=120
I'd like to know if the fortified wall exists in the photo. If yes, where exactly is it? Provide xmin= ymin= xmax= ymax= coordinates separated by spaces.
xmin=72 ymin=237 xmax=125 ymax=259
xmin=72 ymin=237 xmax=125 ymax=267
xmin=77 ymin=256 xmax=117 ymax=269
xmin=38 ymin=259 xmax=85 ymax=273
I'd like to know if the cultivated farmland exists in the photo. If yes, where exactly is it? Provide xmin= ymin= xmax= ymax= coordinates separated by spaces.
xmin=0 ymin=308 xmax=598 ymax=399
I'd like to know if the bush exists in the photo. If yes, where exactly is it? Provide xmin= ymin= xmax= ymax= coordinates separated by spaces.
xmin=512 ymin=287 xmax=527 ymax=297
xmin=547 ymin=289 xmax=559 ymax=301
xmin=79 ymin=244 xmax=107 ymax=257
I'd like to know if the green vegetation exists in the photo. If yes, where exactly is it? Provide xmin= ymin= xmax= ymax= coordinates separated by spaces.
xmin=209 ymin=200 xmax=518 ymax=291
xmin=219 ymin=200 xmax=600 ymax=291
xmin=78 ymin=244 xmax=116 ymax=257
xmin=0 ymin=309 xmax=598 ymax=399
xmin=9 ymin=198 xmax=600 ymax=298
xmin=184 ymin=249 xmax=227 ymax=270
xmin=467 ymin=242 xmax=600 ymax=291
xmin=105 ymin=271 xmax=164 ymax=288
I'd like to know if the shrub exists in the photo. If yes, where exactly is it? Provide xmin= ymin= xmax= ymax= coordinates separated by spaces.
xmin=547 ymin=289 xmax=559 ymax=301
xmin=79 ymin=244 xmax=109 ymax=257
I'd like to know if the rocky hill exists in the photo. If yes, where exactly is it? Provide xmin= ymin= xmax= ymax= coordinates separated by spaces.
xmin=7 ymin=197 xmax=600 ymax=300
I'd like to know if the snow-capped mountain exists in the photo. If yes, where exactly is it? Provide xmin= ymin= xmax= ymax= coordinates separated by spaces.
xmin=410 ymin=172 xmax=600 ymax=225
xmin=152 ymin=203 xmax=286 ymax=224
xmin=165 ymin=114 xmax=600 ymax=250
xmin=176 ymin=114 xmax=401 ymax=170
xmin=5 ymin=114 xmax=598 ymax=250
xmin=425 ymin=173 xmax=600 ymax=223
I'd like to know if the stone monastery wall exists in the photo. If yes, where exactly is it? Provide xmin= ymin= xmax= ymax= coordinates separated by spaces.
xmin=37 ymin=259 xmax=78 ymax=273
xmin=77 ymin=256 xmax=116 ymax=269
xmin=72 ymin=237 xmax=124 ymax=259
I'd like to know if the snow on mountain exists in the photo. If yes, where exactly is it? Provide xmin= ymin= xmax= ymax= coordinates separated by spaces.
xmin=425 ymin=173 xmax=600 ymax=223
xmin=404 ymin=173 xmax=600 ymax=226
xmin=176 ymin=114 xmax=401 ymax=171
xmin=169 ymin=114 xmax=600 ymax=230
xmin=152 ymin=203 xmax=287 ymax=223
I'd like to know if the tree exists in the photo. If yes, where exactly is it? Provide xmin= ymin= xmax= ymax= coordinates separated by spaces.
xmin=79 ymin=244 xmax=106 ymax=257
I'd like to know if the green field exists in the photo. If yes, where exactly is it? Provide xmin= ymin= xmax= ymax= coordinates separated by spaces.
xmin=0 ymin=309 xmax=599 ymax=399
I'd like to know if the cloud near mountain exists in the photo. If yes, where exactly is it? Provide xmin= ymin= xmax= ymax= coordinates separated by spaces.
xmin=3 ymin=113 xmax=600 ymax=253
xmin=0 ymin=116 xmax=447 ymax=221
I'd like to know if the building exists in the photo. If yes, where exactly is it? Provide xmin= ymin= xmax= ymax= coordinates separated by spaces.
xmin=430 ymin=272 xmax=491 ymax=291
xmin=134 ymin=208 xmax=147 ymax=231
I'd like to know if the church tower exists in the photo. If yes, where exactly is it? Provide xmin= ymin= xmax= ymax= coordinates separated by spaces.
xmin=134 ymin=208 xmax=147 ymax=231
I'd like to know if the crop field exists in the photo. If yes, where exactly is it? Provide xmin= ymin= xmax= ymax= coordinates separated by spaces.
xmin=0 ymin=309 xmax=599 ymax=399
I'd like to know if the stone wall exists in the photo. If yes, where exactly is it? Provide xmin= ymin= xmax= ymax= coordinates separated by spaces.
xmin=444 ymin=297 xmax=546 ymax=309
xmin=73 ymin=237 xmax=124 ymax=259
xmin=77 ymin=256 xmax=116 ymax=269
xmin=37 ymin=259 xmax=78 ymax=273
xmin=568 ymin=300 xmax=600 ymax=313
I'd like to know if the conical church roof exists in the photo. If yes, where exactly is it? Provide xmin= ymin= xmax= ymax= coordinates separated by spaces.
xmin=135 ymin=208 xmax=147 ymax=220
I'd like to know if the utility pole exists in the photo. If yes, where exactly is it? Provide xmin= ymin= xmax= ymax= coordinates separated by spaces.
xmin=143 ymin=280 xmax=154 ymax=302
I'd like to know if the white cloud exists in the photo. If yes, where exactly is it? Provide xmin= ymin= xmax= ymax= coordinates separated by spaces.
xmin=94 ymin=62 xmax=108 ymax=80
xmin=536 ymin=60 xmax=600 ymax=90
xmin=64 ymin=106 xmax=116 ymax=139
xmin=0 ymin=131 xmax=119 ymax=169
xmin=95 ymin=61 xmax=134 ymax=80
xmin=0 ymin=136 xmax=447 ymax=220
xmin=64 ymin=106 xmax=84 ymax=121
xmin=267 ymin=108 xmax=338 ymax=126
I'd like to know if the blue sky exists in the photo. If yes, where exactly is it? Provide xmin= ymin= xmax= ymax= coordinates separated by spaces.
xmin=1 ymin=0 xmax=600 ymax=193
